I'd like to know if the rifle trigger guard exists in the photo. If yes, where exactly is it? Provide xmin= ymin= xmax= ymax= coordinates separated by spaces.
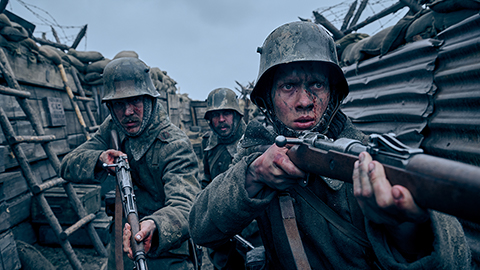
xmin=299 ymin=173 xmax=310 ymax=187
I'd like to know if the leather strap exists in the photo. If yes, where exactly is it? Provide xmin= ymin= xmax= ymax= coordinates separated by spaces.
xmin=115 ymin=185 xmax=124 ymax=270
xmin=294 ymin=186 xmax=371 ymax=248
xmin=279 ymin=193 xmax=312 ymax=270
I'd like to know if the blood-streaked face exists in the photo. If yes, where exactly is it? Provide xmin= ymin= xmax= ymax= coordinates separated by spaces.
xmin=272 ymin=62 xmax=330 ymax=131
xmin=210 ymin=110 xmax=235 ymax=137
xmin=111 ymin=96 xmax=144 ymax=134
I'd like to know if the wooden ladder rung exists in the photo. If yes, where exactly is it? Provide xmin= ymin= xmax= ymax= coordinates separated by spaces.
xmin=87 ymin=126 xmax=99 ymax=133
xmin=8 ymin=134 xmax=56 ymax=144
xmin=76 ymin=96 xmax=94 ymax=102
xmin=32 ymin=177 xmax=66 ymax=194
xmin=0 ymin=84 xmax=31 ymax=98
xmin=60 ymin=213 xmax=96 ymax=240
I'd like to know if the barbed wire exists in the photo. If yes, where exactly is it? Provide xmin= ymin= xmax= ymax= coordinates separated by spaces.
xmin=12 ymin=0 xmax=85 ymax=45
xmin=314 ymin=0 xmax=407 ymax=35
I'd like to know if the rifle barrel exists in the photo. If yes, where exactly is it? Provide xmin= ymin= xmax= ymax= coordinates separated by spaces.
xmin=287 ymin=144 xmax=480 ymax=224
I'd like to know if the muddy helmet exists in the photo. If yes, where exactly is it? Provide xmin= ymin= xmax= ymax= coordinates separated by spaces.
xmin=204 ymin=88 xmax=243 ymax=120
xmin=102 ymin=57 xmax=160 ymax=102
xmin=251 ymin=21 xmax=349 ymax=110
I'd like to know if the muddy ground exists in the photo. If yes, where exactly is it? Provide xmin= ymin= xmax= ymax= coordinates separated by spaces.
xmin=34 ymin=244 xmax=213 ymax=270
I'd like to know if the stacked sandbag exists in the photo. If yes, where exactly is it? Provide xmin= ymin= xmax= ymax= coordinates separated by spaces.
xmin=336 ymin=33 xmax=369 ymax=63
xmin=405 ymin=1 xmax=479 ymax=43
xmin=150 ymin=67 xmax=178 ymax=94
xmin=68 ymin=48 xmax=106 ymax=85
xmin=0 ymin=13 xmax=38 ymax=59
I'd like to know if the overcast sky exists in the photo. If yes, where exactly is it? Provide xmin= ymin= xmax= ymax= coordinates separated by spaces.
xmin=6 ymin=0 xmax=405 ymax=101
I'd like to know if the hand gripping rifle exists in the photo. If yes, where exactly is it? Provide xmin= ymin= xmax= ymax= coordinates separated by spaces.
xmin=275 ymin=132 xmax=480 ymax=224
xmin=104 ymin=130 xmax=148 ymax=270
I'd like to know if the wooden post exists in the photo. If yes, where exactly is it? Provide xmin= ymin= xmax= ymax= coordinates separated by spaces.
xmin=71 ymin=25 xmax=87 ymax=50
xmin=341 ymin=1 xmax=357 ymax=32
xmin=313 ymin=11 xmax=345 ymax=40
xmin=344 ymin=1 xmax=407 ymax=35
xmin=349 ymin=0 xmax=369 ymax=30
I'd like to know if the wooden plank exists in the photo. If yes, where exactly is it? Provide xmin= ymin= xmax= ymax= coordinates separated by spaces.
xmin=30 ymin=160 xmax=56 ymax=183
xmin=32 ymin=184 xmax=101 ymax=224
xmin=37 ymin=210 xmax=112 ymax=246
xmin=0 ymin=146 xmax=4 ymax=173
xmin=0 ymin=172 xmax=28 ymax=201
xmin=0 ymin=202 xmax=11 ymax=234
xmin=6 ymin=192 xmax=31 ymax=227
xmin=0 ymin=230 xmax=21 ymax=270
xmin=10 ymin=221 xmax=36 ymax=245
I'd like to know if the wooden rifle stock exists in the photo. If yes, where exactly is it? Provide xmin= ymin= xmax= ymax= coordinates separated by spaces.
xmin=287 ymin=143 xmax=480 ymax=224
xmin=110 ymin=130 xmax=148 ymax=270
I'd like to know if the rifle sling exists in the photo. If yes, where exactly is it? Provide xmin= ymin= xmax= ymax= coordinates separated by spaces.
xmin=294 ymin=186 xmax=371 ymax=249
xmin=115 ymin=185 xmax=124 ymax=270
xmin=279 ymin=193 xmax=312 ymax=270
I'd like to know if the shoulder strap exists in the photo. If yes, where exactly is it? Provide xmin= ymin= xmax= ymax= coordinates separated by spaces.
xmin=294 ymin=186 xmax=371 ymax=248
xmin=278 ymin=193 xmax=312 ymax=270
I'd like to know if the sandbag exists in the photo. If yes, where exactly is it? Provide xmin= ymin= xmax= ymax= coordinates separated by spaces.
xmin=336 ymin=33 xmax=369 ymax=61
xmin=85 ymin=72 xmax=102 ymax=82
xmin=68 ymin=48 xmax=104 ymax=63
xmin=64 ymin=54 xmax=86 ymax=73
xmin=0 ymin=23 xmax=28 ymax=42
xmin=380 ymin=13 xmax=416 ymax=56
xmin=16 ymin=240 xmax=55 ymax=270
xmin=433 ymin=9 xmax=479 ymax=32
xmin=0 ymin=13 xmax=12 ymax=29
xmin=114 ymin=50 xmax=139 ymax=59
xmin=427 ymin=0 xmax=480 ymax=13
xmin=405 ymin=10 xmax=436 ymax=42
xmin=341 ymin=37 xmax=370 ymax=66
xmin=38 ymin=45 xmax=61 ymax=65
xmin=86 ymin=58 xmax=111 ymax=74
xmin=361 ymin=26 xmax=392 ymax=57
xmin=19 ymin=37 xmax=39 ymax=52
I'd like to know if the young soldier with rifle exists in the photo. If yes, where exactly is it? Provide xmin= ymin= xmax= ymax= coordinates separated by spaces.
xmin=60 ymin=57 xmax=201 ymax=269
xmin=189 ymin=21 xmax=472 ymax=269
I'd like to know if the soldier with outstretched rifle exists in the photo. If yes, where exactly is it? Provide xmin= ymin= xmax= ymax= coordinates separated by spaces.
xmin=189 ymin=21 xmax=471 ymax=269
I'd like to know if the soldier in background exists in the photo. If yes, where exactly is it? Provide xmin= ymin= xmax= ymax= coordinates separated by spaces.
xmin=201 ymin=88 xmax=246 ymax=189
xmin=201 ymin=88 xmax=263 ymax=269
xmin=60 ymin=57 xmax=200 ymax=269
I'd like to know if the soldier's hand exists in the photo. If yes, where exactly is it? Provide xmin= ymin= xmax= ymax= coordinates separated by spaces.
xmin=123 ymin=220 xmax=156 ymax=260
xmin=246 ymin=143 xmax=305 ymax=197
xmin=99 ymin=149 xmax=126 ymax=173
xmin=352 ymin=152 xmax=429 ymax=225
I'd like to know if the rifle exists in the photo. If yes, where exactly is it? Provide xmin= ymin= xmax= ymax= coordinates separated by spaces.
xmin=104 ymin=130 xmax=148 ymax=270
xmin=275 ymin=132 xmax=480 ymax=224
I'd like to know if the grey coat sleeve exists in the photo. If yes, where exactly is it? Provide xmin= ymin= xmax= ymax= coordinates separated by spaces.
xmin=189 ymin=152 xmax=276 ymax=248
xmin=59 ymin=119 xmax=112 ymax=183
xmin=367 ymin=211 xmax=471 ymax=269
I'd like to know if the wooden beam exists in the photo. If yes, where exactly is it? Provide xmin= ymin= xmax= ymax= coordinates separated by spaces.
xmin=349 ymin=0 xmax=369 ymax=29
xmin=341 ymin=1 xmax=357 ymax=32
xmin=344 ymin=1 xmax=407 ymax=35
xmin=313 ymin=11 xmax=345 ymax=40
xmin=71 ymin=25 xmax=87 ymax=50
xmin=32 ymin=36 xmax=70 ymax=51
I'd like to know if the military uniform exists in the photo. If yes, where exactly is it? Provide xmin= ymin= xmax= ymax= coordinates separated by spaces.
xmin=189 ymin=115 xmax=471 ymax=269
xmin=61 ymin=103 xmax=200 ymax=270
xmin=200 ymin=119 xmax=246 ymax=189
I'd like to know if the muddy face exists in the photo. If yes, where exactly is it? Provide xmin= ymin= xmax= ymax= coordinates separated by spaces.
xmin=271 ymin=62 xmax=330 ymax=131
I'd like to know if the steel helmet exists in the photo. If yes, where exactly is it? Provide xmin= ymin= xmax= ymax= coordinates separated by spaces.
xmin=204 ymin=88 xmax=243 ymax=120
xmin=251 ymin=21 xmax=349 ymax=109
xmin=102 ymin=57 xmax=160 ymax=102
